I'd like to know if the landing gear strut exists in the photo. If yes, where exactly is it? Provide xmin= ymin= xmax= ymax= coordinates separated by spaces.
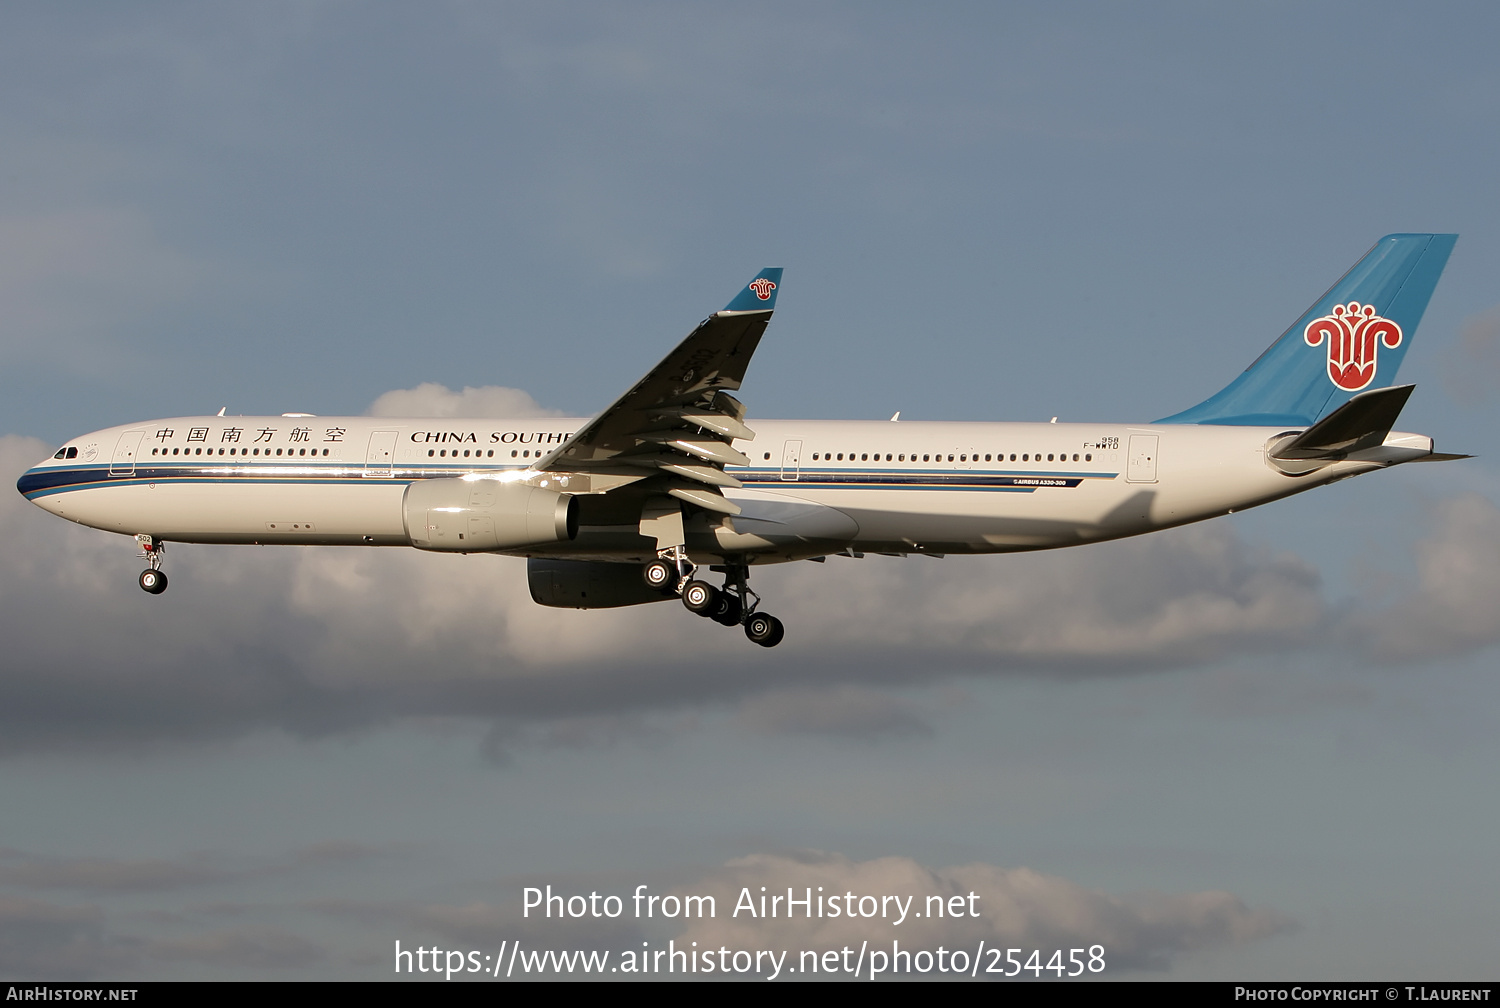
xmin=136 ymin=534 xmax=167 ymax=594
xmin=650 ymin=555 xmax=784 ymax=647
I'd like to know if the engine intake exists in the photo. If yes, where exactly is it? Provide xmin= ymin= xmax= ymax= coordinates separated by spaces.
xmin=403 ymin=478 xmax=576 ymax=551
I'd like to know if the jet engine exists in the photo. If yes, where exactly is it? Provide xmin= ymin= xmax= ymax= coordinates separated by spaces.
xmin=402 ymin=477 xmax=576 ymax=552
xmin=527 ymin=558 xmax=675 ymax=609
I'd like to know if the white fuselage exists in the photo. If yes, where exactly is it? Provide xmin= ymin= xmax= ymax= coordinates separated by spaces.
xmin=19 ymin=415 xmax=1430 ymax=564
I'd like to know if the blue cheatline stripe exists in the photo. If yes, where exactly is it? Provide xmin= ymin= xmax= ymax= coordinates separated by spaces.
xmin=19 ymin=463 xmax=1121 ymax=500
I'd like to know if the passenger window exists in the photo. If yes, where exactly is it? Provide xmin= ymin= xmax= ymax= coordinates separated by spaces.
xmin=1086 ymin=453 xmax=1092 ymax=461
xmin=947 ymin=454 xmax=954 ymax=462
xmin=922 ymin=454 xmax=930 ymax=462
xmin=1047 ymin=454 xmax=1054 ymax=461
xmin=861 ymin=453 xmax=867 ymax=461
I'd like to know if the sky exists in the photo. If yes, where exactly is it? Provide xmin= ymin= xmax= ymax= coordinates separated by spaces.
xmin=2 ymin=1 xmax=1500 ymax=982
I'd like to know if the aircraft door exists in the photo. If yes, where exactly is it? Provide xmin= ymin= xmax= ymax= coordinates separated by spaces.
xmin=364 ymin=430 xmax=398 ymax=476
xmin=109 ymin=431 xmax=144 ymax=477
xmin=1126 ymin=434 xmax=1159 ymax=483
xmin=780 ymin=440 xmax=802 ymax=481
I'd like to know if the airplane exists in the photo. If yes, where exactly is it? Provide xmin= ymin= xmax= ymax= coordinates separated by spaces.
xmin=17 ymin=234 xmax=1464 ymax=648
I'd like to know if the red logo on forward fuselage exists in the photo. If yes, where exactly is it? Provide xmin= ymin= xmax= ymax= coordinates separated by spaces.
xmin=748 ymin=278 xmax=776 ymax=300
xmin=1303 ymin=302 xmax=1402 ymax=392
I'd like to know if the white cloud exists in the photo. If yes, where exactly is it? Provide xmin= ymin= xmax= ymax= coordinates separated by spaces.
xmin=765 ymin=523 xmax=1325 ymax=671
xmin=365 ymin=383 xmax=563 ymax=419
xmin=672 ymin=851 xmax=1291 ymax=974
xmin=1359 ymin=493 xmax=1500 ymax=661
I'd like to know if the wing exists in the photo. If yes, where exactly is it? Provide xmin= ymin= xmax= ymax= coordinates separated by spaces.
xmin=533 ymin=268 xmax=782 ymax=516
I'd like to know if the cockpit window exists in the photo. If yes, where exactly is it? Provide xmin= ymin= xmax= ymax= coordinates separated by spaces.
xmin=53 ymin=448 xmax=66 ymax=459
xmin=66 ymin=447 xmax=78 ymax=459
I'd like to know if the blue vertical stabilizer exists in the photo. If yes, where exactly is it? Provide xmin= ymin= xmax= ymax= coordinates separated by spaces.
xmin=1157 ymin=234 xmax=1456 ymax=426
xmin=722 ymin=268 xmax=783 ymax=312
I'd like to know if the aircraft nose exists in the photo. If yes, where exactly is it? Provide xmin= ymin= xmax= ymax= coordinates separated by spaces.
xmin=18 ymin=465 xmax=52 ymax=502
xmin=17 ymin=468 xmax=68 ymax=518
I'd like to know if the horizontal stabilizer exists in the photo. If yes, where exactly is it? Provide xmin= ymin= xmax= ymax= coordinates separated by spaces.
xmin=1410 ymin=452 xmax=1473 ymax=463
xmin=1269 ymin=384 xmax=1414 ymax=460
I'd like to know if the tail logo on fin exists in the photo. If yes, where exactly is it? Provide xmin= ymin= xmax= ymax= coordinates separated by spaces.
xmin=748 ymin=278 xmax=777 ymax=300
xmin=1304 ymin=302 xmax=1403 ymax=392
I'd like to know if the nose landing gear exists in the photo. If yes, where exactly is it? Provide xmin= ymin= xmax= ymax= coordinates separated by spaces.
xmin=136 ymin=534 xmax=167 ymax=594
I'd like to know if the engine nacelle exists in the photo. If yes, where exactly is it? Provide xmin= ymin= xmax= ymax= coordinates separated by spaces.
xmin=527 ymin=558 xmax=674 ymax=609
xmin=403 ymin=477 xmax=577 ymax=552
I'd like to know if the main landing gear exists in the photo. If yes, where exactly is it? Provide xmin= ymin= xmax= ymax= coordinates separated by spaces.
xmin=642 ymin=554 xmax=784 ymax=647
xmin=136 ymin=534 xmax=167 ymax=594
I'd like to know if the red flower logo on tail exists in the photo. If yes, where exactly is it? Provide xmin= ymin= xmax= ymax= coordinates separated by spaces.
xmin=1304 ymin=302 xmax=1402 ymax=392
xmin=748 ymin=278 xmax=776 ymax=301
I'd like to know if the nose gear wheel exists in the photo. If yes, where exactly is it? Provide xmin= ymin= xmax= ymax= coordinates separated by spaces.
xmin=135 ymin=534 xmax=167 ymax=594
